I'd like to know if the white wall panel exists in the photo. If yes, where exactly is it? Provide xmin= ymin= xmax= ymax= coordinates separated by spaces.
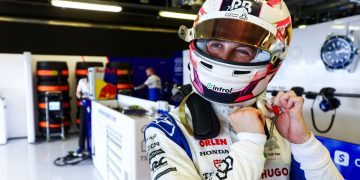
xmin=0 ymin=53 xmax=29 ymax=138
xmin=270 ymin=15 xmax=360 ymax=144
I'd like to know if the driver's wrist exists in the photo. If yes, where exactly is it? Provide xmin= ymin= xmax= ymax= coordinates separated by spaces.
xmin=292 ymin=131 xmax=312 ymax=144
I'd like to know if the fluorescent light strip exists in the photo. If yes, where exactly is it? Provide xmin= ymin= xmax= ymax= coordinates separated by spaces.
xmin=51 ymin=0 xmax=122 ymax=12
xmin=298 ymin=25 xmax=307 ymax=29
xmin=159 ymin=11 xmax=197 ymax=20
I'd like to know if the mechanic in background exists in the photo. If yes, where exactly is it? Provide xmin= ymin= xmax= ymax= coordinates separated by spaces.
xmin=134 ymin=67 xmax=162 ymax=101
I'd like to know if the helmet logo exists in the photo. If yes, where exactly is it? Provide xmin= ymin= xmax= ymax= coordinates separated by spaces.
xmin=220 ymin=0 xmax=253 ymax=13
xmin=206 ymin=83 xmax=233 ymax=94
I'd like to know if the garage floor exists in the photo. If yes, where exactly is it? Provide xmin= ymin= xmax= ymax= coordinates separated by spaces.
xmin=0 ymin=135 xmax=102 ymax=180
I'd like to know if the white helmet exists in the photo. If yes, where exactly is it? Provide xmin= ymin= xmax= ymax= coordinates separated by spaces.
xmin=179 ymin=0 xmax=292 ymax=105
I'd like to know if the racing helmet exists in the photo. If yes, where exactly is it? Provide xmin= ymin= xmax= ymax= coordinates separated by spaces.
xmin=179 ymin=0 xmax=292 ymax=105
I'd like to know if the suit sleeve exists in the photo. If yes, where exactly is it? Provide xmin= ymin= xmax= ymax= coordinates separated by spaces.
xmin=145 ymin=127 xmax=202 ymax=180
xmin=225 ymin=132 xmax=267 ymax=179
xmin=291 ymin=132 xmax=344 ymax=180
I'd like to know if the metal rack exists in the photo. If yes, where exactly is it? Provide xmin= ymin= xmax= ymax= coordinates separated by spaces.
xmin=44 ymin=91 xmax=65 ymax=141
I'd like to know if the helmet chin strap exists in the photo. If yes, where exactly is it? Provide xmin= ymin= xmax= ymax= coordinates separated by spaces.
xmin=178 ymin=85 xmax=270 ymax=140
xmin=256 ymin=90 xmax=281 ymax=141
xmin=177 ymin=85 xmax=274 ymax=140
xmin=256 ymin=91 xmax=272 ymax=118
xmin=178 ymin=91 xmax=195 ymax=136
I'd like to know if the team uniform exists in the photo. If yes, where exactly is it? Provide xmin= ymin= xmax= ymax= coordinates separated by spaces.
xmin=77 ymin=78 xmax=90 ymax=99
xmin=76 ymin=78 xmax=90 ymax=151
xmin=144 ymin=75 xmax=162 ymax=101
xmin=145 ymin=105 xmax=343 ymax=180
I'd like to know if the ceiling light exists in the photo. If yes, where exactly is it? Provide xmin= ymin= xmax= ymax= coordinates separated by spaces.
xmin=159 ymin=11 xmax=197 ymax=20
xmin=298 ymin=25 xmax=307 ymax=29
xmin=51 ymin=0 xmax=122 ymax=12
xmin=331 ymin=24 xmax=345 ymax=30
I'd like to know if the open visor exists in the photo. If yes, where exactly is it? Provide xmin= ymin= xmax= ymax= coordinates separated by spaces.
xmin=195 ymin=39 xmax=272 ymax=64
xmin=194 ymin=18 xmax=280 ymax=53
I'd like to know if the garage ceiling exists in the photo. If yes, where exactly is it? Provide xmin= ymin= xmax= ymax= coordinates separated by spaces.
xmin=0 ymin=0 xmax=359 ymax=30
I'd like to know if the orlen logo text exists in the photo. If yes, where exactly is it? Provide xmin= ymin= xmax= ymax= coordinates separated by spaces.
xmin=199 ymin=138 xmax=227 ymax=147
xmin=206 ymin=83 xmax=233 ymax=94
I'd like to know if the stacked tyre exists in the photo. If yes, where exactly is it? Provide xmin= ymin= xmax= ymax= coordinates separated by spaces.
xmin=36 ymin=61 xmax=71 ymax=134
xmin=75 ymin=62 xmax=103 ymax=128
xmin=106 ymin=62 xmax=133 ymax=96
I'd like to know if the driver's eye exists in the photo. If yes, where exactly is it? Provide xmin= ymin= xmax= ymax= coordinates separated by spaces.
xmin=235 ymin=49 xmax=250 ymax=56
xmin=210 ymin=42 xmax=223 ymax=49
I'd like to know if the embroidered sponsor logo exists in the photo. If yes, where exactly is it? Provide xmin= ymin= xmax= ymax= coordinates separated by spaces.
xmin=151 ymin=157 xmax=168 ymax=172
xmin=199 ymin=150 xmax=229 ymax=156
xmin=264 ymin=152 xmax=281 ymax=159
xmin=202 ymin=172 xmax=214 ymax=180
xmin=199 ymin=138 xmax=227 ymax=147
xmin=154 ymin=167 xmax=177 ymax=180
xmin=220 ymin=0 xmax=261 ymax=16
xmin=152 ymin=115 xmax=175 ymax=136
xmin=149 ymin=149 xmax=165 ymax=162
xmin=220 ymin=0 xmax=253 ymax=13
xmin=216 ymin=156 xmax=234 ymax=180
xmin=147 ymin=142 xmax=160 ymax=151
xmin=146 ymin=134 xmax=157 ymax=142
xmin=334 ymin=150 xmax=350 ymax=167
xmin=224 ymin=11 xmax=248 ymax=20
xmin=214 ymin=159 xmax=222 ymax=169
xmin=355 ymin=159 xmax=360 ymax=167
xmin=206 ymin=83 xmax=233 ymax=94
xmin=261 ymin=167 xmax=289 ymax=179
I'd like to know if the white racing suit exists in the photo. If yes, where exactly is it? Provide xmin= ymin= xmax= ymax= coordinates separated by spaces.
xmin=144 ymin=105 xmax=344 ymax=180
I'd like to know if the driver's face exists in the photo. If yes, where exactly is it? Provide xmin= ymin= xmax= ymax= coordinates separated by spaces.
xmin=206 ymin=40 xmax=257 ymax=63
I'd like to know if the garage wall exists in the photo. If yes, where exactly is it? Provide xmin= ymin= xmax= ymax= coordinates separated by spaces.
xmin=269 ymin=15 xmax=360 ymax=144
xmin=0 ymin=53 xmax=109 ymax=141
xmin=0 ymin=53 xmax=32 ymax=140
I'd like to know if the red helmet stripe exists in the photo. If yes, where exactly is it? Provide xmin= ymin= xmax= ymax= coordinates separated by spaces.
xmin=235 ymin=94 xmax=254 ymax=103
xmin=276 ymin=16 xmax=291 ymax=28
xmin=199 ymin=7 xmax=206 ymax=16
xmin=267 ymin=0 xmax=282 ymax=7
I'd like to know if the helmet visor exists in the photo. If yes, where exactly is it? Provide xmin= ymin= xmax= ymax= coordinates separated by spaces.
xmin=195 ymin=39 xmax=272 ymax=65
xmin=194 ymin=18 xmax=279 ymax=54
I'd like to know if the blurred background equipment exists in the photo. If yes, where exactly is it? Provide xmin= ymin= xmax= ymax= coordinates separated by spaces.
xmin=311 ymin=87 xmax=341 ymax=133
xmin=75 ymin=61 xmax=103 ymax=128
xmin=106 ymin=62 xmax=134 ymax=96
